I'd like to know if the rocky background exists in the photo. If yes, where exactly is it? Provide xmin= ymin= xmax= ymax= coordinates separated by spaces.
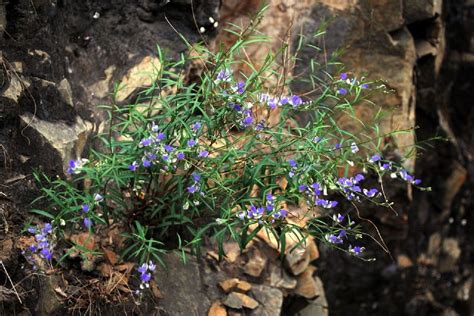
xmin=0 ymin=0 xmax=473 ymax=315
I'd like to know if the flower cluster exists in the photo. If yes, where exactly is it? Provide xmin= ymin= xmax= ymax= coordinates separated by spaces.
xmin=79 ymin=193 xmax=104 ymax=230
xmin=368 ymin=154 xmax=421 ymax=185
xmin=325 ymin=213 xmax=365 ymax=256
xmin=337 ymin=72 xmax=370 ymax=95
xmin=23 ymin=222 xmax=55 ymax=269
xmin=129 ymin=121 xmax=208 ymax=172
xmin=237 ymin=193 xmax=288 ymax=224
xmin=298 ymin=182 xmax=338 ymax=209
xmin=137 ymin=261 xmax=156 ymax=291
xmin=66 ymin=158 xmax=88 ymax=175
xmin=214 ymin=68 xmax=305 ymax=130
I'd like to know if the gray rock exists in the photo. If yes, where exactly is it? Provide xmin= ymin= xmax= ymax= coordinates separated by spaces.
xmin=270 ymin=264 xmax=297 ymax=290
xmin=19 ymin=112 xmax=93 ymax=174
xmin=154 ymin=253 xmax=211 ymax=315
xmin=251 ymin=284 xmax=283 ymax=316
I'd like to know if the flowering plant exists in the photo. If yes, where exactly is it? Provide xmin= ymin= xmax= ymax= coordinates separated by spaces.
xmin=27 ymin=14 xmax=426 ymax=287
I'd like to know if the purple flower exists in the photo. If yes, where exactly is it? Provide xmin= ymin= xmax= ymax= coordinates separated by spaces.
xmin=268 ymin=98 xmax=278 ymax=110
xmin=363 ymin=188 xmax=378 ymax=198
xmin=139 ymin=138 xmax=152 ymax=147
xmin=138 ymin=263 xmax=148 ymax=274
xmin=40 ymin=248 xmax=53 ymax=260
xmin=333 ymin=213 xmax=345 ymax=223
xmin=81 ymin=204 xmax=90 ymax=213
xmin=229 ymin=103 xmax=242 ymax=112
xmin=67 ymin=160 xmax=77 ymax=175
xmin=162 ymin=154 xmax=169 ymax=161
xmin=233 ymin=81 xmax=245 ymax=94
xmin=42 ymin=223 xmax=53 ymax=234
xmin=192 ymin=172 xmax=201 ymax=182
xmin=335 ymin=143 xmax=342 ymax=150
xmin=156 ymin=132 xmax=166 ymax=141
xmin=350 ymin=245 xmax=365 ymax=255
xmin=27 ymin=227 xmax=37 ymax=234
xmin=351 ymin=142 xmax=359 ymax=153
xmin=177 ymin=152 xmax=185 ymax=160
xmin=198 ymin=150 xmax=209 ymax=158
xmin=266 ymin=193 xmax=274 ymax=202
xmin=83 ymin=217 xmax=92 ymax=229
xmin=129 ymin=161 xmax=138 ymax=171
xmin=280 ymin=97 xmax=289 ymax=105
xmin=414 ymin=179 xmax=422 ymax=185
xmin=187 ymin=139 xmax=197 ymax=147
xmin=187 ymin=184 xmax=199 ymax=194
xmin=164 ymin=144 xmax=174 ymax=152
xmin=216 ymin=69 xmax=232 ymax=82
xmin=326 ymin=234 xmax=343 ymax=244
xmin=298 ymin=184 xmax=307 ymax=192
xmin=242 ymin=115 xmax=254 ymax=127
xmin=143 ymin=159 xmax=151 ymax=168
xmin=338 ymin=230 xmax=347 ymax=238
xmin=140 ymin=272 xmax=152 ymax=283
xmin=290 ymin=95 xmax=302 ymax=108
xmin=340 ymin=73 xmax=348 ymax=80
xmin=311 ymin=183 xmax=321 ymax=195
xmin=191 ymin=122 xmax=202 ymax=131
xmin=361 ymin=83 xmax=369 ymax=89
xmin=288 ymin=159 xmax=297 ymax=168
xmin=354 ymin=174 xmax=365 ymax=183
xmin=380 ymin=163 xmax=391 ymax=171
xmin=338 ymin=88 xmax=348 ymax=95
xmin=399 ymin=169 xmax=414 ymax=182
xmin=369 ymin=154 xmax=381 ymax=163
xmin=29 ymin=245 xmax=38 ymax=252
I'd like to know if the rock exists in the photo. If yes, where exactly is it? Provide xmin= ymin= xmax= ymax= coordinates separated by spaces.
xmin=251 ymin=284 xmax=284 ymax=316
xmin=223 ymin=241 xmax=241 ymax=263
xmin=295 ymin=276 xmax=328 ymax=316
xmin=208 ymin=301 xmax=228 ymax=316
xmin=270 ymin=264 xmax=297 ymax=290
xmin=439 ymin=238 xmax=461 ymax=273
xmin=57 ymin=78 xmax=74 ymax=107
xmin=115 ymin=56 xmax=162 ymax=102
xmin=295 ymin=266 xmax=320 ymax=299
xmin=404 ymin=0 xmax=442 ymax=24
xmin=2 ymin=75 xmax=28 ymax=103
xmin=155 ymin=253 xmax=211 ymax=315
xmin=35 ymin=275 xmax=64 ymax=315
xmin=285 ymin=245 xmax=310 ymax=276
xmin=219 ymin=278 xmax=252 ymax=293
xmin=19 ymin=112 xmax=93 ymax=174
xmin=223 ymin=292 xmax=259 ymax=310
xmin=244 ymin=248 xmax=267 ymax=278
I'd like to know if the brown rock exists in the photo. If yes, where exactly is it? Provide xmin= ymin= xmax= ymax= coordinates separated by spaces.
xmin=295 ymin=266 xmax=320 ymax=299
xmin=223 ymin=292 xmax=259 ymax=310
xmin=244 ymin=249 xmax=267 ymax=277
xmin=219 ymin=278 xmax=252 ymax=293
xmin=208 ymin=301 xmax=227 ymax=316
